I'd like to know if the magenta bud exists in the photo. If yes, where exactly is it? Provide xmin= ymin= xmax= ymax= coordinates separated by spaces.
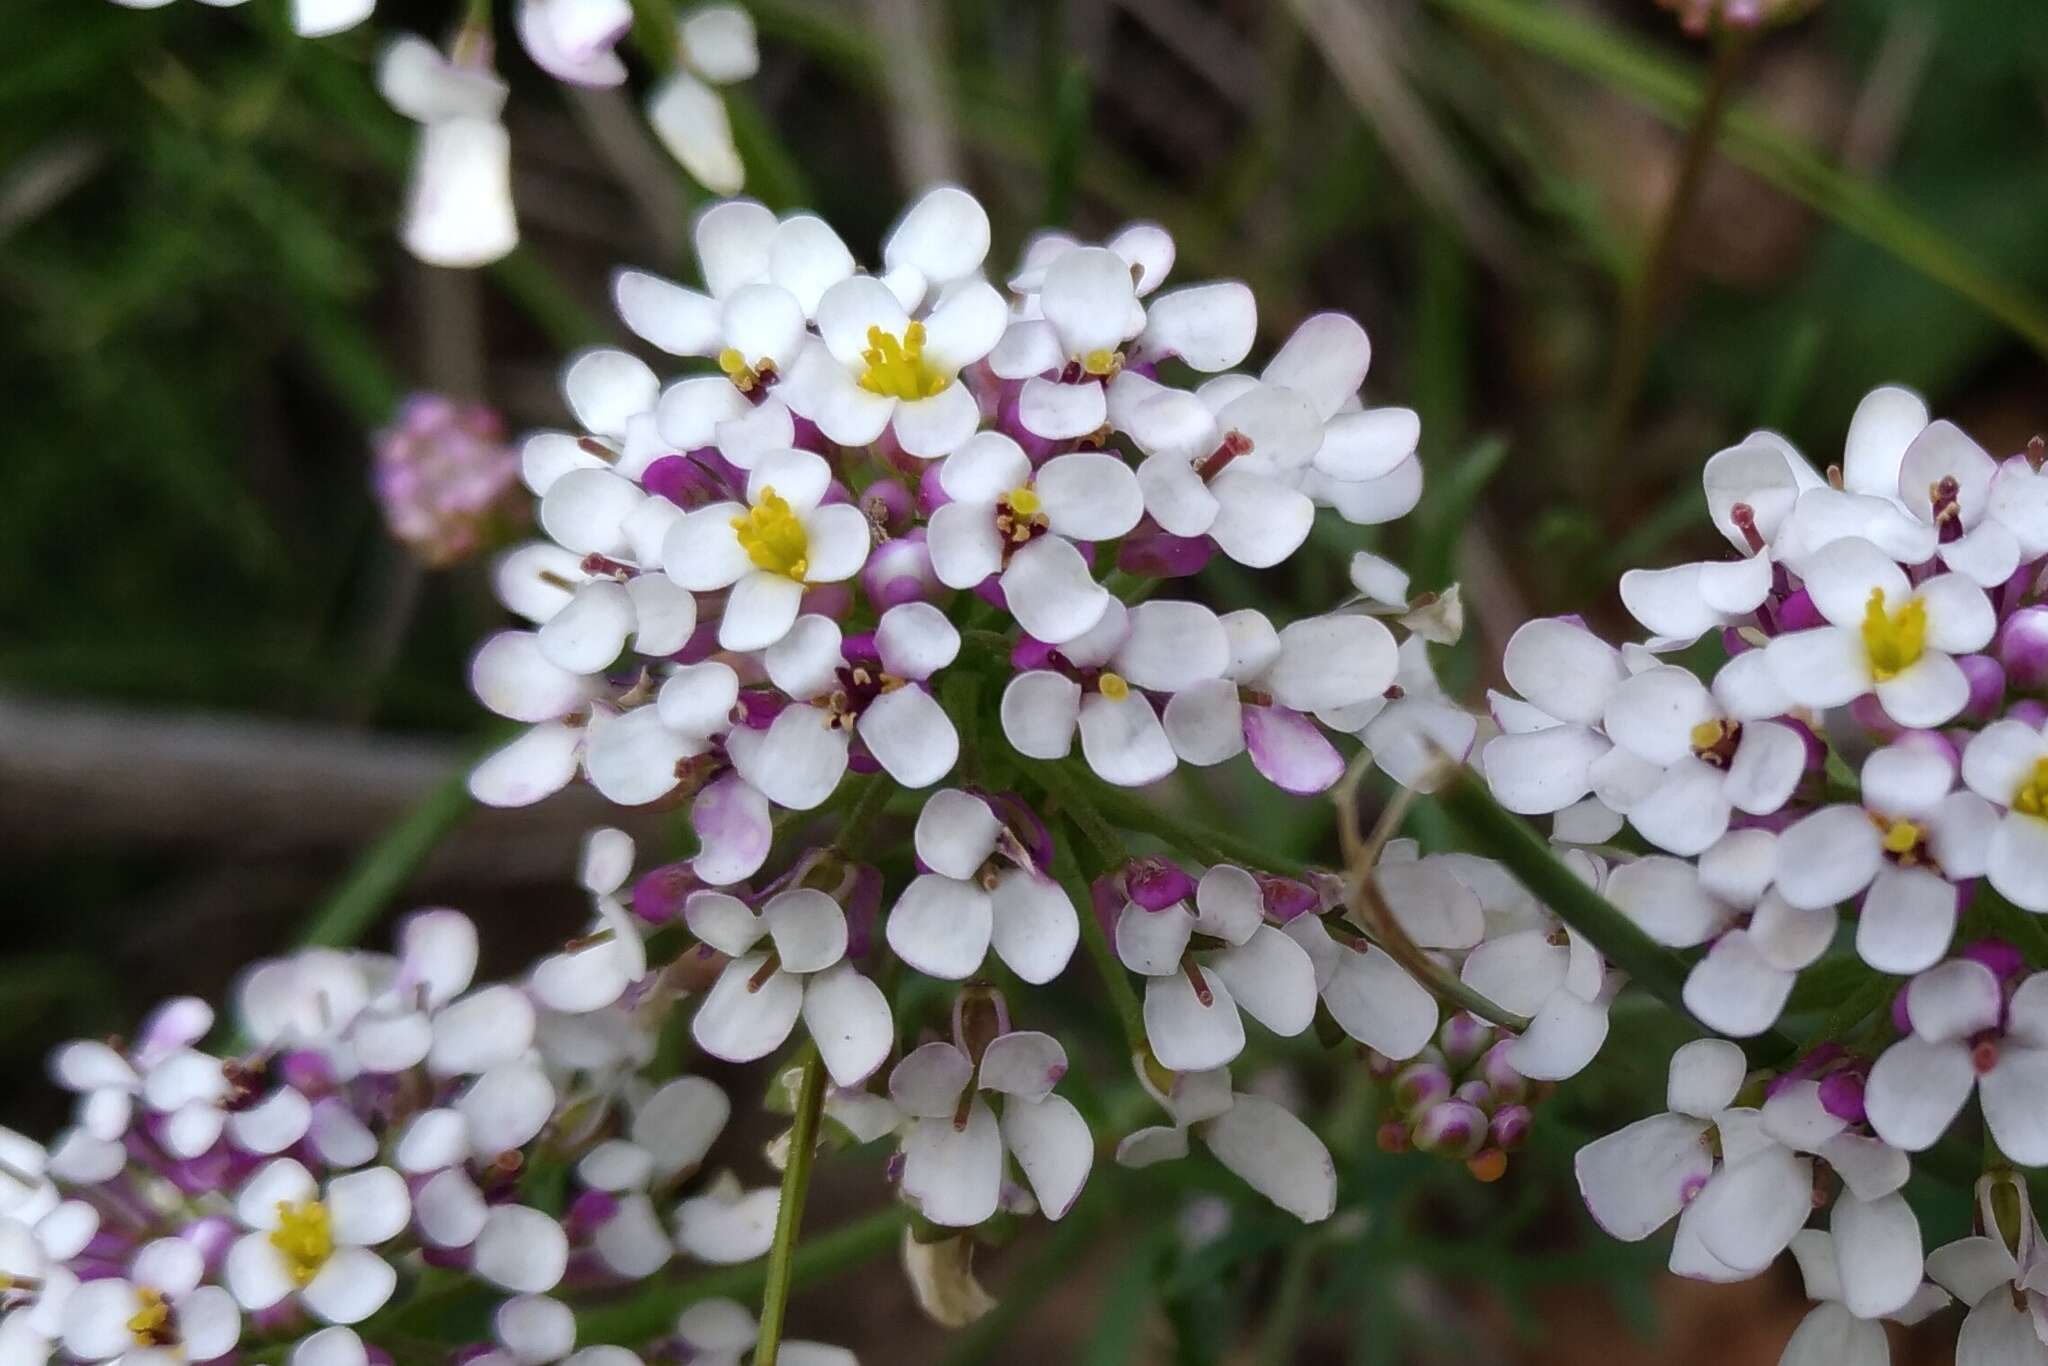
xmin=1392 ymin=1060 xmax=1452 ymax=1116
xmin=2001 ymin=608 xmax=2048 ymax=693
xmin=1117 ymin=525 xmax=1215 ymax=578
xmin=1776 ymin=588 xmax=1824 ymax=632
xmin=1090 ymin=874 xmax=1124 ymax=943
xmin=1437 ymin=1012 xmax=1495 ymax=1069
xmin=915 ymin=461 xmax=950 ymax=516
xmin=2015 ymin=700 xmax=2048 ymax=729
xmin=632 ymin=861 xmax=700 ymax=925
xmin=1480 ymin=1041 xmax=1528 ymax=1106
xmin=1957 ymin=654 xmax=2007 ymax=723
xmin=1413 ymin=1099 xmax=1487 ymax=1159
xmin=1848 ymin=693 xmax=1906 ymax=744
xmin=1125 ymin=856 xmax=1197 ymax=911
xmin=860 ymin=478 xmax=913 ymax=531
xmin=1453 ymin=1079 xmax=1493 ymax=1111
xmin=861 ymin=531 xmax=943 ymax=611
xmin=1961 ymin=938 xmax=2027 ymax=982
xmin=1817 ymin=1070 xmax=1867 ymax=1126
xmin=1256 ymin=874 xmax=1320 ymax=924
xmin=178 ymin=1215 xmax=237 ymax=1271
xmin=1489 ymin=1105 xmax=1533 ymax=1151
xmin=799 ymin=582 xmax=853 ymax=620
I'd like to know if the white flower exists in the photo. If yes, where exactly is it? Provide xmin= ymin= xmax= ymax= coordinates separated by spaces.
xmin=1115 ymin=865 xmax=1317 ymax=1074
xmin=886 ymin=790 xmax=1077 ymax=984
xmin=49 ymin=997 xmax=211 ymax=1144
xmin=1781 ymin=1229 xmax=1948 ymax=1366
xmin=1480 ymin=618 xmax=1632 ymax=816
xmin=1597 ymin=663 xmax=1806 ymax=856
xmin=577 ymin=1076 xmax=731 ymax=1276
xmin=516 ymin=0 xmax=631 ymax=85
xmin=1115 ymin=1065 xmax=1335 ymax=1224
xmin=1618 ymin=434 xmax=1795 ymax=648
xmin=531 ymin=829 xmax=648 ymax=1015
xmin=224 ymin=1160 xmax=410 ymax=1325
xmin=1927 ymin=1174 xmax=2048 ymax=1366
xmin=1773 ymin=739 xmax=1993 ymax=973
xmin=378 ymin=35 xmax=517 ymax=269
xmin=1575 ymin=1039 xmax=1811 ymax=1281
xmin=889 ymin=1030 xmax=1092 ymax=1227
xmin=110 ymin=0 xmax=372 ymax=36
xmin=647 ymin=8 xmax=762 ymax=194
xmin=674 ymin=1171 xmax=781 ymax=1264
xmin=1865 ymin=960 xmax=2048 ymax=1161
xmin=1763 ymin=536 xmax=1993 ymax=728
xmin=686 ymin=888 xmax=892 ymax=1087
xmin=58 ymin=1238 xmax=241 ymax=1366
xmin=1460 ymin=852 xmax=1615 ymax=1080
xmin=661 ymin=449 xmax=871 ymax=651
xmin=1772 ymin=387 xmax=1940 ymax=571
xmin=927 ymin=431 xmax=1141 ymax=642
xmin=465 ymin=1294 xmax=630 ymax=1366
xmin=725 ymin=602 xmax=962 ymax=807
xmin=674 ymin=1297 xmax=856 ymax=1366
xmin=1280 ymin=914 xmax=1437 ymax=1061
xmin=1961 ymin=717 xmax=2048 ymax=913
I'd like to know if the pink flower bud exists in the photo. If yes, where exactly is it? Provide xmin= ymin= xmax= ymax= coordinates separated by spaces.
xmin=372 ymin=393 xmax=522 ymax=567
xmin=1413 ymin=1099 xmax=1486 ymax=1159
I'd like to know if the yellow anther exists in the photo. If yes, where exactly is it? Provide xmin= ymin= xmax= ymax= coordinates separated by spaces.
xmin=857 ymin=321 xmax=949 ymax=401
xmin=1882 ymin=819 xmax=1924 ymax=856
xmin=269 ymin=1199 xmax=333 ymax=1288
xmin=717 ymin=347 xmax=772 ymax=394
xmin=730 ymin=486 xmax=812 ymax=581
xmin=1098 ymin=672 xmax=1131 ymax=701
xmin=2016 ymin=758 xmax=2048 ymax=820
xmin=1860 ymin=588 xmax=1928 ymax=681
xmin=127 ymin=1287 xmax=174 ymax=1346
xmin=1689 ymin=720 xmax=1727 ymax=751
xmin=1004 ymin=486 xmax=1042 ymax=518
xmin=1080 ymin=348 xmax=1122 ymax=377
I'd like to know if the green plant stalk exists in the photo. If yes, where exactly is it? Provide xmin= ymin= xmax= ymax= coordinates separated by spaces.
xmin=1064 ymin=766 xmax=1315 ymax=878
xmin=1433 ymin=0 xmax=2048 ymax=360
xmin=572 ymin=1206 xmax=907 ymax=1344
xmin=754 ymin=1047 xmax=827 ymax=1366
xmin=1036 ymin=769 xmax=1149 ymax=1057
xmin=1594 ymin=27 xmax=1751 ymax=484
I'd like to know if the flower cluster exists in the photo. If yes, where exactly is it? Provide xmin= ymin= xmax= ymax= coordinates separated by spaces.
xmin=1500 ymin=389 xmax=2048 ymax=1365
xmin=0 ymin=836 xmax=858 ymax=1366
xmin=372 ymin=392 xmax=524 ymax=567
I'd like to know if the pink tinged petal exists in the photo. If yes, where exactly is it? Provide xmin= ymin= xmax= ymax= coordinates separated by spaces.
xmin=1724 ymin=721 xmax=1805 ymax=816
xmin=1503 ymin=619 xmax=1627 ymax=725
xmin=1116 ymin=900 xmax=1195 ymax=975
xmin=1832 ymin=1192 xmax=1924 ymax=1319
xmin=1243 ymin=705 xmax=1344 ymax=795
xmin=988 ymin=872 xmax=1079 ymax=986
xmin=900 ymin=1106 xmax=1003 ymax=1228
xmin=1990 ymin=815 xmax=2048 ymax=914
xmin=1018 ymin=377 xmax=1107 ymax=440
xmin=692 ymin=957 xmax=802 ymax=1063
xmin=1774 ymin=806 xmax=1885 ymax=910
xmin=1000 ymin=671 xmax=1081 ymax=760
xmin=1857 ymin=866 xmax=1959 ymax=975
xmin=1764 ymin=627 xmax=1872 ymax=709
xmin=1875 ymin=651 xmax=1970 ymax=729
xmin=1908 ymin=959 xmax=2004 ymax=1041
xmin=1144 ymin=967 xmax=1245 ymax=1073
xmin=415 ymin=1168 xmax=487 ymax=1248
xmin=300 ymin=1245 xmax=396 ymax=1324
xmin=1001 ymin=536 xmax=1110 ymax=646
xmin=1206 ymin=468 xmax=1314 ymax=569
xmin=1982 ymin=1046 xmax=2048 ymax=1165
xmin=690 ymin=776 xmax=772 ymax=886
xmin=1000 ymin=1095 xmax=1091 ymax=1220
xmin=1139 ymin=282 xmax=1255 ymax=372
xmin=1604 ymin=856 xmax=1731 ymax=949
xmin=885 ymin=875 xmax=993 ymax=981
xmin=1207 ymin=926 xmax=1316 ymax=1038
xmin=801 ymin=964 xmax=892 ymax=1088
xmin=1692 ymin=1147 xmax=1813 ymax=1275
xmin=1865 ymin=1036 xmax=1974 ymax=1151
xmin=1508 ymin=992 xmax=1610 ymax=1081
xmin=890 ymin=1042 xmax=973 ymax=1118
xmin=859 ymin=688 xmax=959 ymax=789
xmin=1078 ymin=691 xmax=1176 ymax=788
xmin=1197 ymin=1095 xmax=1335 ymax=1223
xmin=1481 ymin=726 xmax=1609 ymax=815
xmin=1682 ymin=932 xmax=1792 ymax=1038
xmin=1627 ymin=760 xmax=1733 ymax=857
xmin=472 ymin=1206 xmax=567 ymax=1296
xmin=892 ymin=384 xmax=981 ymax=460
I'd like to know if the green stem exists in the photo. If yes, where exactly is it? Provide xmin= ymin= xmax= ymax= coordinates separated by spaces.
xmin=1067 ymin=766 xmax=1314 ymax=878
xmin=1594 ymin=27 xmax=1750 ymax=485
xmin=755 ymin=1047 xmax=827 ymax=1366
xmin=830 ymin=774 xmax=896 ymax=856
xmin=295 ymin=760 xmax=479 ymax=948
xmin=1035 ymin=769 xmax=1149 ymax=1058
xmin=573 ymin=1207 xmax=907 ymax=1345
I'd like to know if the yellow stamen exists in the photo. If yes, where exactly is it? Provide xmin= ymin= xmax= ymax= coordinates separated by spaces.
xmin=1004 ymin=485 xmax=1042 ymax=518
xmin=1689 ymin=720 xmax=1727 ymax=751
xmin=1860 ymin=588 xmax=1928 ymax=681
xmin=718 ymin=348 xmax=775 ymax=394
xmin=857 ymin=321 xmax=949 ymax=401
xmin=1881 ymin=819 xmax=1924 ymax=856
xmin=730 ymin=486 xmax=811 ymax=581
xmin=127 ymin=1287 xmax=174 ymax=1347
xmin=2016 ymin=758 xmax=2048 ymax=820
xmin=269 ymin=1199 xmax=334 ymax=1288
xmin=1080 ymin=348 xmax=1122 ymax=377
xmin=1098 ymin=672 xmax=1130 ymax=701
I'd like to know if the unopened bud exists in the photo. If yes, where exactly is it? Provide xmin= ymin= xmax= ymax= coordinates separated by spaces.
xmin=1413 ymin=1099 xmax=1487 ymax=1159
xmin=1489 ymin=1105 xmax=1533 ymax=1152
xmin=1437 ymin=1012 xmax=1494 ymax=1069
xmin=1392 ymin=1060 xmax=1452 ymax=1117
xmin=1480 ymin=1040 xmax=1528 ymax=1106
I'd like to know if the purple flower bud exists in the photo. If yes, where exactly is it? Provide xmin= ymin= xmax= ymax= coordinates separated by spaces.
xmin=1453 ymin=1079 xmax=1493 ymax=1111
xmin=916 ymin=460 xmax=950 ymax=517
xmin=1392 ymin=1060 xmax=1452 ymax=1116
xmin=1488 ymin=1105 xmax=1533 ymax=1151
xmin=1958 ymin=654 xmax=2007 ymax=723
xmin=1090 ymin=874 xmax=1124 ymax=942
xmin=861 ymin=532 xmax=943 ymax=611
xmin=565 ymin=1189 xmax=620 ymax=1241
xmin=799 ymin=582 xmax=853 ymax=620
xmin=2001 ymin=608 xmax=2048 ymax=693
xmin=1777 ymin=588 xmax=1824 ymax=633
xmin=1116 ymin=525 xmax=1215 ymax=578
xmin=1479 ymin=1041 xmax=1528 ymax=1106
xmin=843 ymin=864 xmax=883 ymax=959
xmin=632 ymin=862 xmax=701 ymax=925
xmin=1256 ymin=874 xmax=1320 ymax=924
xmin=642 ymin=453 xmax=723 ymax=508
xmin=178 ymin=1215 xmax=237 ymax=1271
xmin=371 ymin=393 xmax=522 ymax=567
xmin=1848 ymin=693 xmax=1905 ymax=744
xmin=1961 ymin=938 xmax=2026 ymax=982
xmin=1890 ymin=983 xmax=1913 ymax=1035
xmin=1437 ymin=1012 xmax=1495 ymax=1069
xmin=1817 ymin=1070 xmax=1867 ymax=1126
xmin=1125 ymin=856 xmax=1197 ymax=911
xmin=1412 ymin=1099 xmax=1486 ymax=1159
xmin=2014 ymin=699 xmax=2048 ymax=729
xmin=860 ymin=478 xmax=913 ymax=531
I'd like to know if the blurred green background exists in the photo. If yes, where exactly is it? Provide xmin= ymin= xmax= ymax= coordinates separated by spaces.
xmin=6 ymin=0 xmax=2047 ymax=1358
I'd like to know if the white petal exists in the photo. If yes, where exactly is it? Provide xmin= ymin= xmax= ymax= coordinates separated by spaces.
xmin=1078 ymin=691 xmax=1177 ymax=788
xmin=472 ymin=1206 xmax=568 ymax=1295
xmin=1832 ymin=1191 xmax=1924 ymax=1320
xmin=1865 ymin=1036 xmax=1974 ymax=1151
xmin=801 ymin=965 xmax=893 ymax=1088
xmin=300 ymin=1245 xmax=397 ymax=1324
xmin=900 ymin=1106 xmax=1002 ymax=1228
xmin=885 ymin=875 xmax=992 ymax=981
xmin=1139 ymin=282 xmax=1255 ymax=372
xmin=1000 ymin=671 xmax=1081 ymax=760
xmin=648 ymin=72 xmax=743 ymax=196
xmin=1143 ymin=967 xmax=1244 ymax=1073
xmin=1197 ymin=1095 xmax=1335 ymax=1223
xmin=1000 ymin=1095 xmax=1091 ymax=1220
xmin=1017 ymin=378 xmax=1107 ymax=440
xmin=402 ymin=118 xmax=518 ymax=269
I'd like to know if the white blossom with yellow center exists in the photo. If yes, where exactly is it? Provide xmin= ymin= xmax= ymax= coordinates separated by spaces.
xmin=57 ymin=1238 xmax=242 ymax=1366
xmin=224 ymin=1160 xmax=410 ymax=1325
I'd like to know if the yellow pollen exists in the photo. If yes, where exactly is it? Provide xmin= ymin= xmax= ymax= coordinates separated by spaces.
xmin=1860 ymin=588 xmax=1928 ymax=681
xmin=857 ymin=321 xmax=948 ymax=401
xmin=1098 ymin=672 xmax=1130 ymax=701
xmin=1881 ymin=819 xmax=1924 ymax=856
xmin=1004 ymin=486 xmax=1042 ymax=518
xmin=2016 ymin=758 xmax=2048 ymax=820
xmin=730 ymin=486 xmax=811 ymax=581
xmin=718 ymin=348 xmax=774 ymax=394
xmin=1689 ymin=720 xmax=1727 ymax=751
xmin=269 ymin=1199 xmax=334 ymax=1288
xmin=127 ymin=1287 xmax=173 ymax=1347
xmin=1080 ymin=348 xmax=1122 ymax=377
